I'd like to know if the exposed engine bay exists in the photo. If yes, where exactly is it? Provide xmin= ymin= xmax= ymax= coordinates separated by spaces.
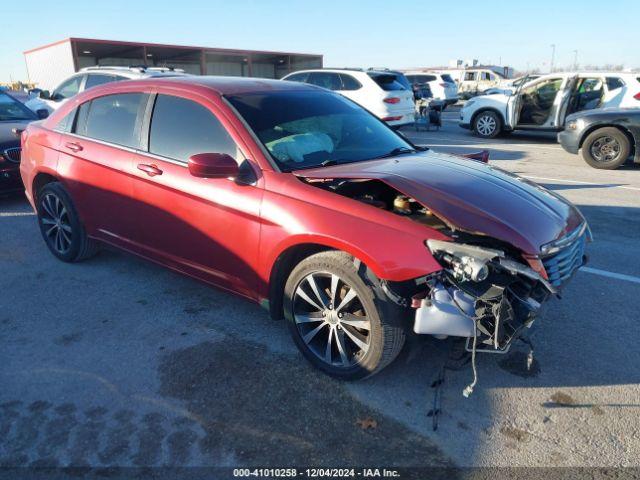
xmin=301 ymin=177 xmax=451 ymax=231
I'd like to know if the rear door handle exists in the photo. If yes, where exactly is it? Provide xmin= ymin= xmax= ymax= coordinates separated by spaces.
xmin=64 ymin=142 xmax=83 ymax=152
xmin=137 ymin=163 xmax=163 ymax=177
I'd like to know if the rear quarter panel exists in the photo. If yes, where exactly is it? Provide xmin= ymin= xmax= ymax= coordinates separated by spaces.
xmin=20 ymin=123 xmax=62 ymax=208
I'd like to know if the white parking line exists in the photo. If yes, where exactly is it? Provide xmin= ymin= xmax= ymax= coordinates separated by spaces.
xmin=580 ymin=267 xmax=640 ymax=285
xmin=0 ymin=211 xmax=35 ymax=217
xmin=523 ymin=175 xmax=640 ymax=192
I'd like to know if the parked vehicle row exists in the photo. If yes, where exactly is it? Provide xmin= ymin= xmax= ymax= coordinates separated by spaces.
xmin=19 ymin=76 xmax=589 ymax=386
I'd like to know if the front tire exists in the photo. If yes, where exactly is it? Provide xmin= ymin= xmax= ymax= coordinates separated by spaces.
xmin=473 ymin=110 xmax=501 ymax=138
xmin=581 ymin=127 xmax=631 ymax=170
xmin=284 ymin=251 xmax=405 ymax=380
xmin=37 ymin=182 xmax=98 ymax=262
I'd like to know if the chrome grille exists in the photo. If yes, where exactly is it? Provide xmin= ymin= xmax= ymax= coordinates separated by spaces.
xmin=3 ymin=147 xmax=21 ymax=164
xmin=541 ymin=226 xmax=587 ymax=287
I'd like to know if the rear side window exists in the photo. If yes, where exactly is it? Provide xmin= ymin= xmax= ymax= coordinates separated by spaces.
xmin=75 ymin=93 xmax=147 ymax=148
xmin=605 ymin=77 xmax=625 ymax=90
xmin=148 ymin=94 xmax=239 ymax=163
xmin=464 ymin=72 xmax=477 ymax=81
xmin=307 ymin=72 xmax=342 ymax=91
xmin=367 ymin=73 xmax=406 ymax=91
xmin=85 ymin=74 xmax=118 ymax=89
xmin=339 ymin=73 xmax=362 ymax=91
xmin=285 ymin=72 xmax=310 ymax=83
xmin=54 ymin=108 xmax=76 ymax=132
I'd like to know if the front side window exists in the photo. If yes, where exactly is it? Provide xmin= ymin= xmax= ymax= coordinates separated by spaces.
xmin=76 ymin=93 xmax=147 ymax=148
xmin=226 ymin=90 xmax=414 ymax=172
xmin=149 ymin=94 xmax=240 ymax=163
xmin=53 ymin=76 xmax=83 ymax=100
xmin=0 ymin=93 xmax=36 ymax=121
xmin=406 ymin=75 xmax=436 ymax=84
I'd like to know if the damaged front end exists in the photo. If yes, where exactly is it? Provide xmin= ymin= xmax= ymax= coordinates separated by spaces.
xmin=407 ymin=230 xmax=587 ymax=397
xmin=414 ymin=239 xmax=556 ymax=352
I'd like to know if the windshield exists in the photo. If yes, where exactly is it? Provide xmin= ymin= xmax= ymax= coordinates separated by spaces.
xmin=0 ymin=93 xmax=36 ymax=121
xmin=227 ymin=90 xmax=414 ymax=172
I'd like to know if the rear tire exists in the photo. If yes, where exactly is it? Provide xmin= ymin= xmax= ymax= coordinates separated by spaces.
xmin=37 ymin=182 xmax=99 ymax=262
xmin=581 ymin=127 xmax=631 ymax=170
xmin=473 ymin=110 xmax=501 ymax=138
xmin=284 ymin=251 xmax=405 ymax=380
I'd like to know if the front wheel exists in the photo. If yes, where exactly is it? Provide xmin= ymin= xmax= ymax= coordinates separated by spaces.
xmin=284 ymin=251 xmax=405 ymax=380
xmin=473 ymin=110 xmax=502 ymax=138
xmin=581 ymin=127 xmax=631 ymax=170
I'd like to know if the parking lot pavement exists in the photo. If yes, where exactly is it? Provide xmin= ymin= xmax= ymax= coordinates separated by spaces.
xmin=1 ymin=119 xmax=639 ymax=469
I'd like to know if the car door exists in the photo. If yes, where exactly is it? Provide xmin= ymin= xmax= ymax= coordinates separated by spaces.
xmin=56 ymin=91 xmax=148 ymax=242
xmin=129 ymin=92 xmax=263 ymax=298
xmin=512 ymin=77 xmax=566 ymax=129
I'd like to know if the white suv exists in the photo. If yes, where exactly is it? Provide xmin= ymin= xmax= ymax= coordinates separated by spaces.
xmin=403 ymin=71 xmax=458 ymax=108
xmin=25 ymin=66 xmax=187 ymax=113
xmin=282 ymin=69 xmax=415 ymax=128
xmin=460 ymin=72 xmax=640 ymax=138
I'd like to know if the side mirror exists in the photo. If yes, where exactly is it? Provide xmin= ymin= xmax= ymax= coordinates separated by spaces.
xmin=188 ymin=153 xmax=239 ymax=179
xmin=36 ymin=109 xmax=49 ymax=119
xmin=38 ymin=90 xmax=51 ymax=100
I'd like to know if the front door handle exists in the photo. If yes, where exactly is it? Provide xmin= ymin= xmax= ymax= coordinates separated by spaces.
xmin=64 ymin=142 xmax=83 ymax=152
xmin=137 ymin=163 xmax=163 ymax=177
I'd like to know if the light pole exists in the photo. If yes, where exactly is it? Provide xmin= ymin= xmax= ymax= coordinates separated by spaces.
xmin=573 ymin=50 xmax=578 ymax=70
xmin=550 ymin=44 xmax=556 ymax=72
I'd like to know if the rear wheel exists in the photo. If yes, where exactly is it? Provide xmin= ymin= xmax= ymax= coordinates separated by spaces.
xmin=284 ymin=251 xmax=405 ymax=380
xmin=581 ymin=127 xmax=631 ymax=170
xmin=473 ymin=110 xmax=501 ymax=138
xmin=37 ymin=182 xmax=98 ymax=262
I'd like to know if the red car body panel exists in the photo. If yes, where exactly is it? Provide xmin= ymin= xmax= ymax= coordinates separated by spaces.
xmin=295 ymin=155 xmax=584 ymax=255
xmin=20 ymin=77 xmax=580 ymax=306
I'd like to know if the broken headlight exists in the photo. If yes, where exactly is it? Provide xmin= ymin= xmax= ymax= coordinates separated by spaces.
xmin=426 ymin=239 xmax=504 ymax=283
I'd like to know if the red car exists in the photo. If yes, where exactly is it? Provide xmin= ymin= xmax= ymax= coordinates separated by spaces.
xmin=20 ymin=77 xmax=589 ymax=383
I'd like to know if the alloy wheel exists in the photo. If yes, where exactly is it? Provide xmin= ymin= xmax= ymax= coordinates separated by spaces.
xmin=476 ymin=114 xmax=497 ymax=136
xmin=40 ymin=193 xmax=73 ymax=255
xmin=293 ymin=272 xmax=371 ymax=368
xmin=590 ymin=136 xmax=621 ymax=164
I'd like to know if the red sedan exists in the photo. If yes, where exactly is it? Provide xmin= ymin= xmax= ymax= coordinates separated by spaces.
xmin=20 ymin=77 xmax=589 ymax=383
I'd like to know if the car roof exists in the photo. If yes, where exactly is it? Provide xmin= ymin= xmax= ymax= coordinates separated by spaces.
xmin=87 ymin=75 xmax=324 ymax=96
xmin=284 ymin=68 xmax=383 ymax=77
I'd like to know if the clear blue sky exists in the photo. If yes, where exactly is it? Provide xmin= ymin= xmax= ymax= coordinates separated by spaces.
xmin=1 ymin=0 xmax=638 ymax=83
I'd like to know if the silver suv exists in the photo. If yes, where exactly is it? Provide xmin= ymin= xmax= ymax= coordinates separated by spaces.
xmin=25 ymin=66 xmax=188 ymax=113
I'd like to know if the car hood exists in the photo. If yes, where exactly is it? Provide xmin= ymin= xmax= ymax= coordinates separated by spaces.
xmin=294 ymin=150 xmax=585 ymax=255
xmin=0 ymin=120 xmax=30 ymax=151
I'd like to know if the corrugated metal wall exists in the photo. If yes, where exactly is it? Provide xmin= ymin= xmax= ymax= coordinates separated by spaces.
xmin=24 ymin=41 xmax=76 ymax=91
